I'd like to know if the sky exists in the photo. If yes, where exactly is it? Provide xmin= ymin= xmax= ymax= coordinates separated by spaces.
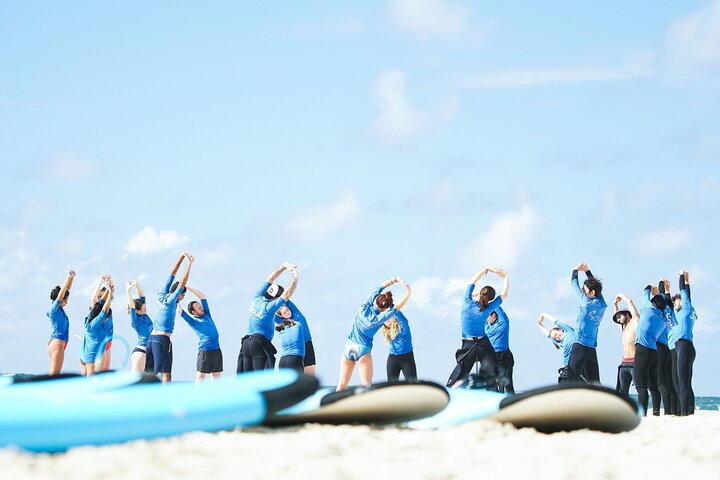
xmin=1 ymin=1 xmax=719 ymax=394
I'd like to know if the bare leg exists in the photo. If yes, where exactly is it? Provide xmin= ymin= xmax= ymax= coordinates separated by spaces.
xmin=195 ymin=372 xmax=206 ymax=384
xmin=80 ymin=362 xmax=87 ymax=376
xmin=357 ymin=353 xmax=374 ymax=386
xmin=99 ymin=348 xmax=112 ymax=372
xmin=211 ymin=372 xmax=222 ymax=383
xmin=130 ymin=351 xmax=146 ymax=373
xmin=304 ymin=365 xmax=316 ymax=376
xmin=47 ymin=339 xmax=66 ymax=375
xmin=160 ymin=373 xmax=171 ymax=383
xmin=85 ymin=363 xmax=96 ymax=376
xmin=336 ymin=356 xmax=356 ymax=392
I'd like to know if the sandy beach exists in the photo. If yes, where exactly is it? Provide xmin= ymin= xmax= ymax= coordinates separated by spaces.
xmin=2 ymin=412 xmax=719 ymax=479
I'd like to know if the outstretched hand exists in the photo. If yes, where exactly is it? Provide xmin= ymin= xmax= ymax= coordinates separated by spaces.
xmin=176 ymin=304 xmax=182 ymax=316
xmin=68 ymin=270 xmax=76 ymax=278
xmin=650 ymin=285 xmax=660 ymax=296
xmin=537 ymin=315 xmax=544 ymax=326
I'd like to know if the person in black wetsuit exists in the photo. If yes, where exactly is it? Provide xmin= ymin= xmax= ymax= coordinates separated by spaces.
xmin=672 ymin=271 xmax=697 ymax=416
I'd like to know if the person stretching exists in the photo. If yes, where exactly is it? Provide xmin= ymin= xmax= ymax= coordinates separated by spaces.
xmin=486 ymin=306 xmax=514 ymax=393
xmin=80 ymin=282 xmax=113 ymax=376
xmin=446 ymin=266 xmax=509 ymax=388
xmin=612 ymin=293 xmax=639 ymax=396
xmin=179 ymin=286 xmax=222 ymax=383
xmin=567 ymin=261 xmax=607 ymax=383
xmin=126 ymin=280 xmax=153 ymax=373
xmin=673 ymin=271 xmax=697 ymax=415
xmin=634 ymin=286 xmax=667 ymax=416
xmin=276 ymin=319 xmax=305 ymax=374
xmin=47 ymin=270 xmax=76 ymax=375
xmin=537 ymin=313 xmax=577 ymax=383
xmin=275 ymin=300 xmax=316 ymax=375
xmin=657 ymin=279 xmax=679 ymax=415
xmin=381 ymin=279 xmax=415 ymax=382
xmin=88 ymin=275 xmax=115 ymax=372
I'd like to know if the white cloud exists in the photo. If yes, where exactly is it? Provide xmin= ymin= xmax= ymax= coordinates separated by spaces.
xmin=285 ymin=189 xmax=360 ymax=241
xmin=663 ymin=0 xmax=720 ymax=80
xmin=388 ymin=0 xmax=493 ymax=40
xmin=635 ymin=228 xmax=693 ymax=257
xmin=372 ymin=70 xmax=457 ymax=143
xmin=461 ymin=58 xmax=652 ymax=88
xmin=0 ymin=248 xmax=47 ymax=289
xmin=462 ymin=204 xmax=543 ymax=269
xmin=46 ymin=152 xmax=98 ymax=180
xmin=124 ymin=226 xmax=188 ymax=255
xmin=412 ymin=276 xmax=466 ymax=318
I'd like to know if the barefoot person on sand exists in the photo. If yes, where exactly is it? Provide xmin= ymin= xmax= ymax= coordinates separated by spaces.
xmin=178 ymin=286 xmax=223 ymax=383
xmin=446 ymin=266 xmax=508 ymax=389
xmin=47 ymin=269 xmax=76 ymax=375
xmin=275 ymin=299 xmax=316 ymax=375
xmin=237 ymin=263 xmax=298 ymax=373
xmin=381 ymin=279 xmax=414 ymax=382
xmin=537 ymin=312 xmax=577 ymax=383
xmin=566 ymin=261 xmax=607 ymax=383
xmin=148 ymin=252 xmax=193 ymax=382
xmin=336 ymin=277 xmax=408 ymax=391
xmin=612 ymin=293 xmax=639 ymax=396
xmin=126 ymin=280 xmax=153 ymax=373
xmin=80 ymin=279 xmax=113 ymax=376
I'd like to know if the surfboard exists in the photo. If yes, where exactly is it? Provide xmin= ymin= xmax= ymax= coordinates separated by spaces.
xmin=0 ymin=369 xmax=319 ymax=452
xmin=409 ymin=383 xmax=641 ymax=433
xmin=264 ymin=380 xmax=450 ymax=426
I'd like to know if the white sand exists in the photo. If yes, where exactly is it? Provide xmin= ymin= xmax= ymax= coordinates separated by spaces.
xmin=2 ymin=412 xmax=719 ymax=479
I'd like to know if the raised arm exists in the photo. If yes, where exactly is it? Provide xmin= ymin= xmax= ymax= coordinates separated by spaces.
xmin=101 ymin=287 xmax=112 ymax=313
xmin=395 ymin=279 xmax=412 ymax=310
xmin=177 ymin=254 xmax=194 ymax=290
xmin=57 ymin=270 xmax=76 ymax=302
xmin=679 ymin=271 xmax=692 ymax=303
xmin=571 ymin=262 xmax=586 ymax=300
xmin=267 ymin=263 xmax=292 ymax=283
xmin=185 ymin=286 xmax=206 ymax=299
xmin=126 ymin=281 xmax=136 ymax=310
xmin=90 ymin=275 xmax=108 ymax=306
xmin=135 ymin=280 xmax=145 ymax=298
xmin=537 ymin=314 xmax=552 ymax=336
xmin=487 ymin=267 xmax=509 ymax=300
xmin=616 ymin=293 xmax=640 ymax=321
xmin=470 ymin=268 xmax=489 ymax=285
xmin=381 ymin=276 xmax=400 ymax=289
xmin=281 ymin=267 xmax=299 ymax=301
xmin=170 ymin=253 xmax=187 ymax=276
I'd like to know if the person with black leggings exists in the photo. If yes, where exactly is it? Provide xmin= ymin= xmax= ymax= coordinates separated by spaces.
xmin=446 ymin=266 xmax=509 ymax=388
xmin=634 ymin=286 xmax=667 ymax=416
xmin=657 ymin=279 xmax=679 ymax=415
xmin=612 ymin=293 xmax=639 ymax=396
xmin=486 ymin=306 xmax=514 ymax=393
xmin=673 ymin=271 xmax=697 ymax=415
xmin=381 ymin=279 xmax=416 ymax=382
xmin=567 ymin=261 xmax=607 ymax=383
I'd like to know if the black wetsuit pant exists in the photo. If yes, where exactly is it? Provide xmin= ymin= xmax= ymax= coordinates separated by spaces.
xmin=236 ymin=334 xmax=277 ymax=373
xmin=387 ymin=351 xmax=418 ymax=382
xmin=670 ymin=348 xmax=681 ymax=414
xmin=615 ymin=361 xmax=634 ymax=396
xmin=633 ymin=344 xmax=661 ymax=416
xmin=446 ymin=337 xmax=497 ymax=389
xmin=278 ymin=355 xmax=304 ymax=374
xmin=656 ymin=343 xmax=677 ymax=415
xmin=495 ymin=349 xmax=515 ymax=394
xmin=676 ymin=339 xmax=696 ymax=415
xmin=567 ymin=343 xmax=599 ymax=383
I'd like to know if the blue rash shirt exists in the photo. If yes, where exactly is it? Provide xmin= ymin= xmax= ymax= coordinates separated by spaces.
xmin=282 ymin=300 xmax=312 ymax=341
xmin=80 ymin=310 xmax=109 ymax=363
xmin=279 ymin=321 xmax=306 ymax=357
xmin=347 ymin=286 xmax=398 ymax=348
xmin=180 ymin=299 xmax=220 ymax=351
xmin=657 ymin=301 xmax=678 ymax=346
xmin=676 ymin=287 xmax=696 ymax=343
xmin=47 ymin=299 xmax=70 ymax=342
xmin=485 ymin=306 xmax=510 ymax=352
xmin=571 ymin=273 xmax=607 ymax=348
xmin=130 ymin=296 xmax=153 ymax=348
xmin=388 ymin=310 xmax=413 ymax=356
xmin=461 ymin=284 xmax=502 ymax=338
xmin=154 ymin=275 xmax=184 ymax=334
xmin=247 ymin=282 xmax=286 ymax=341
xmin=636 ymin=288 xmax=666 ymax=350
xmin=549 ymin=320 xmax=576 ymax=366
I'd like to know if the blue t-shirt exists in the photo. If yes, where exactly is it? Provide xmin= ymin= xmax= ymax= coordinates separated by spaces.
xmin=461 ymin=284 xmax=502 ymax=338
xmin=388 ymin=310 xmax=413 ymax=356
xmin=549 ymin=320 xmax=576 ymax=366
xmin=485 ymin=306 xmax=510 ymax=352
xmin=130 ymin=296 xmax=153 ymax=348
xmin=571 ymin=276 xmax=607 ymax=348
xmin=348 ymin=286 xmax=398 ymax=348
xmin=180 ymin=299 xmax=220 ymax=351
xmin=80 ymin=310 xmax=109 ymax=363
xmin=154 ymin=275 xmax=184 ymax=334
xmin=279 ymin=321 xmax=306 ymax=357
xmin=636 ymin=289 xmax=665 ymax=350
xmin=283 ymin=300 xmax=312 ymax=341
xmin=657 ymin=304 xmax=678 ymax=346
xmin=47 ymin=299 xmax=70 ymax=342
xmin=676 ymin=288 xmax=696 ymax=343
xmin=247 ymin=282 xmax=286 ymax=340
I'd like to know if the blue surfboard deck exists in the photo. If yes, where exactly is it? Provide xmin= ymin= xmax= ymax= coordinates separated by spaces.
xmin=409 ymin=383 xmax=641 ymax=433
xmin=264 ymin=380 xmax=450 ymax=426
xmin=0 ymin=369 xmax=318 ymax=452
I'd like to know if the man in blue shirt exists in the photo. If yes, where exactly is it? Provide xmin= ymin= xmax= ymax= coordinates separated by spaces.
xmin=179 ymin=286 xmax=222 ymax=383
xmin=567 ymin=261 xmax=607 ymax=383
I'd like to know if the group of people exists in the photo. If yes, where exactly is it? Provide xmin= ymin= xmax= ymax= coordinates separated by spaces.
xmin=45 ymin=254 xmax=698 ymax=415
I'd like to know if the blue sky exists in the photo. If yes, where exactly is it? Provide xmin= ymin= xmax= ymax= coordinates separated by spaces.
xmin=1 ymin=1 xmax=719 ymax=394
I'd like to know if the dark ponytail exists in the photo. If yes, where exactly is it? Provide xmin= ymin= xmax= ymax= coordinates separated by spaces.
xmin=50 ymin=286 xmax=69 ymax=301
xmin=477 ymin=286 xmax=496 ymax=311
xmin=376 ymin=291 xmax=394 ymax=309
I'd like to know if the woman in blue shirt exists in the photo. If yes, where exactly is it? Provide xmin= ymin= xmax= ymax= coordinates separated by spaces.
xmin=673 ymin=270 xmax=697 ymax=415
xmin=88 ymin=275 xmax=115 ymax=372
xmin=47 ymin=269 xmax=76 ymax=375
xmin=276 ymin=319 xmax=305 ymax=374
xmin=537 ymin=312 xmax=576 ymax=383
xmin=336 ymin=277 xmax=409 ymax=391
xmin=126 ymin=280 xmax=153 ymax=373
xmin=486 ymin=306 xmax=513 ymax=393
xmin=381 ymin=279 xmax=414 ymax=382
xmin=80 ymin=283 xmax=113 ymax=376
xmin=446 ymin=266 xmax=509 ymax=389
xmin=275 ymin=300 xmax=315 ymax=375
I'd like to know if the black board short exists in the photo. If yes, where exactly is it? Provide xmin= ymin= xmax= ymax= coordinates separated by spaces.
xmin=303 ymin=340 xmax=316 ymax=367
xmin=197 ymin=348 xmax=223 ymax=373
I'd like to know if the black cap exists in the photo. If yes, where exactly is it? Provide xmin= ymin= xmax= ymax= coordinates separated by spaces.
xmin=613 ymin=309 xmax=631 ymax=324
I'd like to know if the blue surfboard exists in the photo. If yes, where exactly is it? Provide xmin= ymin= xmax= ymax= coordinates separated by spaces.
xmin=409 ymin=383 xmax=642 ymax=433
xmin=0 ymin=369 xmax=318 ymax=452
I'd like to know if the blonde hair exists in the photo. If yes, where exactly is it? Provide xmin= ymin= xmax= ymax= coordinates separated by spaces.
xmin=382 ymin=317 xmax=401 ymax=344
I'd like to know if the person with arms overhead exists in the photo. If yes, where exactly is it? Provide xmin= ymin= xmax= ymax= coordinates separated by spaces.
xmin=179 ymin=286 xmax=223 ymax=383
xmin=381 ymin=279 xmax=416 ymax=382
xmin=634 ymin=285 xmax=666 ymax=416
xmin=673 ymin=270 xmax=697 ymax=416
xmin=612 ymin=293 xmax=640 ymax=396
xmin=657 ymin=279 xmax=679 ymax=415
xmin=80 ymin=280 xmax=113 ymax=376
xmin=126 ymin=280 xmax=153 ymax=373
xmin=275 ymin=298 xmax=316 ymax=375
xmin=47 ymin=269 xmax=76 ymax=375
